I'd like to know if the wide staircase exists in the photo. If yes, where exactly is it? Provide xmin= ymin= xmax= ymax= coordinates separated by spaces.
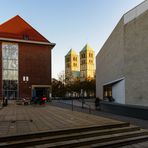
xmin=0 ymin=122 xmax=148 ymax=148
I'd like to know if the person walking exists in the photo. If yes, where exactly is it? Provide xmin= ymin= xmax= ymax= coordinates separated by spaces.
xmin=95 ymin=98 xmax=100 ymax=110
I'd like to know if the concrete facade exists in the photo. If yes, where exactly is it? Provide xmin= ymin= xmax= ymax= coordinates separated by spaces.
xmin=96 ymin=18 xmax=125 ymax=101
xmin=96 ymin=0 xmax=148 ymax=106
xmin=124 ymin=9 xmax=148 ymax=106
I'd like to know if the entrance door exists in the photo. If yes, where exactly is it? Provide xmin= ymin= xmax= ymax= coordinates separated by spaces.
xmin=103 ymin=79 xmax=125 ymax=104
xmin=103 ymin=85 xmax=112 ymax=98
xmin=32 ymin=87 xmax=49 ymax=98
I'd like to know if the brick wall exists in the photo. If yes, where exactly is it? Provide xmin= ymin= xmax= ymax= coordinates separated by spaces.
xmin=0 ymin=42 xmax=2 ymax=99
xmin=19 ymin=42 xmax=52 ymax=98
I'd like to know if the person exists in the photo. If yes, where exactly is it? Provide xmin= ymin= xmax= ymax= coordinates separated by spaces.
xmin=2 ymin=97 xmax=5 ymax=107
xmin=108 ymin=96 xmax=115 ymax=102
xmin=4 ymin=97 xmax=8 ymax=106
xmin=82 ymin=97 xmax=85 ymax=108
xmin=95 ymin=98 xmax=100 ymax=110
xmin=41 ymin=95 xmax=47 ymax=105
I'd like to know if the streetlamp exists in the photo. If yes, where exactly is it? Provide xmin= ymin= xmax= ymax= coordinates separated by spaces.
xmin=70 ymin=92 xmax=74 ymax=111
xmin=81 ymin=89 xmax=84 ymax=108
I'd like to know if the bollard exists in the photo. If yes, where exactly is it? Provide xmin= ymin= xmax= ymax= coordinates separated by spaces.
xmin=89 ymin=105 xmax=91 ymax=114
xmin=72 ymin=98 xmax=73 ymax=111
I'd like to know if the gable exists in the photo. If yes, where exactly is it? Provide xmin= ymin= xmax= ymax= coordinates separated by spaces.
xmin=0 ymin=15 xmax=50 ymax=43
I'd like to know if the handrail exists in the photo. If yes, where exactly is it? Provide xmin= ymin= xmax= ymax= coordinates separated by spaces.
xmin=53 ymin=97 xmax=92 ymax=114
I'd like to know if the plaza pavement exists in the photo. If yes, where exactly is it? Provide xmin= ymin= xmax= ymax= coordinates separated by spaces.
xmin=51 ymin=99 xmax=148 ymax=129
xmin=0 ymin=100 xmax=122 ymax=137
xmin=0 ymin=100 xmax=148 ymax=147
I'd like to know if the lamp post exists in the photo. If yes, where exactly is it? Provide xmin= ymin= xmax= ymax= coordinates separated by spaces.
xmin=70 ymin=92 xmax=73 ymax=111
xmin=81 ymin=89 xmax=84 ymax=108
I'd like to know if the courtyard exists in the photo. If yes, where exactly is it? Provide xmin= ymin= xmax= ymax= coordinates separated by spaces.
xmin=0 ymin=101 xmax=148 ymax=147
xmin=0 ymin=101 xmax=122 ymax=136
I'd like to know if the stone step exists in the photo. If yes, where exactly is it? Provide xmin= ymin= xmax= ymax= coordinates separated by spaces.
xmin=35 ymin=129 xmax=148 ymax=148
xmin=0 ymin=125 xmax=143 ymax=148
xmin=0 ymin=122 xmax=129 ymax=142
xmin=91 ymin=134 xmax=148 ymax=148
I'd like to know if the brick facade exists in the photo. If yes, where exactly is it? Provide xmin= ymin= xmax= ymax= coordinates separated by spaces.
xmin=0 ymin=42 xmax=2 ymax=98
xmin=19 ymin=43 xmax=52 ymax=98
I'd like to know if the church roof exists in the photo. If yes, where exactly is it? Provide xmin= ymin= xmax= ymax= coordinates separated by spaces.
xmin=65 ymin=48 xmax=78 ymax=56
xmin=80 ymin=44 xmax=94 ymax=53
xmin=0 ymin=15 xmax=51 ymax=43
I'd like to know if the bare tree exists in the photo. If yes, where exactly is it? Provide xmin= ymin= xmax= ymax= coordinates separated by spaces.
xmin=58 ymin=70 xmax=65 ymax=84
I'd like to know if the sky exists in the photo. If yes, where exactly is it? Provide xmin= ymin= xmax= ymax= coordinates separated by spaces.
xmin=0 ymin=0 xmax=144 ymax=79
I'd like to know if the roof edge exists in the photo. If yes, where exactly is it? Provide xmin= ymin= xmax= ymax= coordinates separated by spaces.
xmin=124 ymin=0 xmax=148 ymax=24
xmin=0 ymin=37 xmax=56 ymax=46
xmin=0 ymin=15 xmax=51 ymax=43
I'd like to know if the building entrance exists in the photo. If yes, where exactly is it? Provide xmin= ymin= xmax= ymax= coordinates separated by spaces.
xmin=32 ymin=87 xmax=49 ymax=99
xmin=103 ymin=85 xmax=112 ymax=99
xmin=103 ymin=79 xmax=125 ymax=104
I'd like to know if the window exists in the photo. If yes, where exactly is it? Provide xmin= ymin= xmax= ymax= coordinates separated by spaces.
xmin=81 ymin=53 xmax=85 ymax=58
xmin=23 ymin=35 xmax=29 ymax=40
xmin=73 ymin=57 xmax=77 ymax=61
xmin=66 ymin=57 xmax=70 ymax=62
xmin=89 ymin=53 xmax=93 ymax=58
xmin=67 ymin=63 xmax=70 ymax=68
xmin=2 ymin=43 xmax=18 ymax=99
xmin=89 ymin=60 xmax=93 ymax=64
xmin=73 ymin=63 xmax=77 ymax=67
xmin=89 ymin=53 xmax=91 ymax=57
xmin=82 ymin=60 xmax=85 ymax=64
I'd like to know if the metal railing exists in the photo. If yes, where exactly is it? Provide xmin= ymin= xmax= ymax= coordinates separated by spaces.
xmin=77 ymin=98 xmax=92 ymax=114
xmin=52 ymin=97 xmax=94 ymax=114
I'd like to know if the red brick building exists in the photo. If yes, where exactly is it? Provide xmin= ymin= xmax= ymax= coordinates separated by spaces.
xmin=0 ymin=15 xmax=55 ymax=100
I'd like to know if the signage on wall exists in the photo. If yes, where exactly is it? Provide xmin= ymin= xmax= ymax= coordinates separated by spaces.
xmin=23 ymin=76 xmax=29 ymax=82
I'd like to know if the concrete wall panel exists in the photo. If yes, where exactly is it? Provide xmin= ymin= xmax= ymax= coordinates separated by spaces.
xmin=112 ymin=80 xmax=125 ymax=104
xmin=124 ymin=10 xmax=148 ymax=106
xmin=96 ymin=18 xmax=125 ymax=99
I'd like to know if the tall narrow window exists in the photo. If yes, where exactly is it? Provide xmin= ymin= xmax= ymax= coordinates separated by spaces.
xmin=2 ymin=43 xmax=18 ymax=99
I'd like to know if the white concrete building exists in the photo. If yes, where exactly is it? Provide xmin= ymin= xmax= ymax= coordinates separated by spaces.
xmin=96 ymin=0 xmax=148 ymax=106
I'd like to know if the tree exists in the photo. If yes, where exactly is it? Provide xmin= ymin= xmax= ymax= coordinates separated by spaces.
xmin=52 ymin=71 xmax=66 ymax=97
xmin=52 ymin=70 xmax=96 ymax=98
xmin=79 ymin=78 xmax=96 ymax=97
xmin=58 ymin=71 xmax=65 ymax=84
xmin=52 ymin=78 xmax=65 ymax=97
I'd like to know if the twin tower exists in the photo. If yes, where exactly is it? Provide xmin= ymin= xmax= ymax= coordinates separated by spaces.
xmin=65 ymin=44 xmax=95 ymax=81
